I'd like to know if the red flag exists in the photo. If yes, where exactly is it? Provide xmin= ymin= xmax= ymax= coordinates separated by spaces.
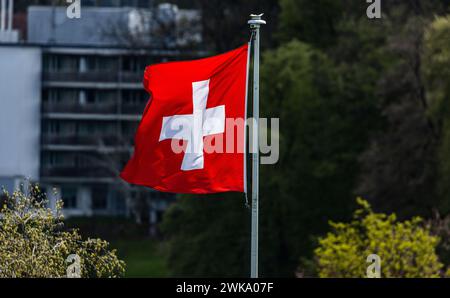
xmin=120 ymin=44 xmax=248 ymax=194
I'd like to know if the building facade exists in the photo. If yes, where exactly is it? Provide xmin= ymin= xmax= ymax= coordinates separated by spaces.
xmin=0 ymin=3 xmax=202 ymax=222
xmin=0 ymin=44 xmax=41 ymax=194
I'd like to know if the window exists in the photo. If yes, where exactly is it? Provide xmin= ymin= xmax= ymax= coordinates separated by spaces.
xmin=59 ymin=55 xmax=79 ymax=72
xmin=76 ymin=154 xmax=91 ymax=168
xmin=121 ymin=122 xmax=138 ymax=135
xmin=122 ymin=90 xmax=147 ymax=105
xmin=61 ymin=186 xmax=77 ymax=209
xmin=122 ymin=56 xmax=137 ymax=72
xmin=77 ymin=122 xmax=95 ymax=136
xmin=43 ymin=54 xmax=58 ymax=72
xmin=92 ymin=186 xmax=108 ymax=210
xmin=98 ymin=57 xmax=118 ymax=72
xmin=43 ymin=120 xmax=60 ymax=134
xmin=61 ymin=90 xmax=78 ymax=104
xmin=85 ymin=90 xmax=96 ymax=104
xmin=43 ymin=152 xmax=76 ymax=167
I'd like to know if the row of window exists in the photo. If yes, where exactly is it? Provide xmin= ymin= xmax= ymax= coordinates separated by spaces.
xmin=42 ymin=152 xmax=129 ymax=168
xmin=43 ymin=89 xmax=148 ymax=105
xmin=42 ymin=120 xmax=138 ymax=136
xmin=43 ymin=54 xmax=158 ymax=73
xmin=43 ymin=152 xmax=94 ymax=168
xmin=80 ymin=0 xmax=151 ymax=8
xmin=61 ymin=185 xmax=109 ymax=210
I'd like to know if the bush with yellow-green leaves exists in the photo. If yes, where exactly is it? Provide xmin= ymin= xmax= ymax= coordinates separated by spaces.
xmin=314 ymin=198 xmax=449 ymax=278
xmin=0 ymin=185 xmax=125 ymax=277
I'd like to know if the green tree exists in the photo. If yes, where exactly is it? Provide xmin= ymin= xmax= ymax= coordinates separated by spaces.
xmin=423 ymin=16 xmax=450 ymax=214
xmin=160 ymin=193 xmax=249 ymax=277
xmin=356 ymin=16 xmax=441 ymax=218
xmin=194 ymin=0 xmax=279 ymax=52
xmin=0 ymin=185 xmax=125 ymax=278
xmin=278 ymin=0 xmax=343 ymax=48
xmin=260 ymin=40 xmax=380 ymax=276
xmin=314 ymin=198 xmax=445 ymax=278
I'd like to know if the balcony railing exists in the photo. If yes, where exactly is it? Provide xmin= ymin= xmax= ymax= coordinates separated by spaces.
xmin=41 ymin=134 xmax=133 ymax=147
xmin=42 ymin=71 xmax=142 ymax=83
xmin=121 ymin=104 xmax=145 ymax=114
xmin=41 ymin=166 xmax=113 ymax=178
xmin=42 ymin=102 xmax=145 ymax=115
xmin=42 ymin=102 xmax=117 ymax=114
xmin=120 ymin=72 xmax=143 ymax=83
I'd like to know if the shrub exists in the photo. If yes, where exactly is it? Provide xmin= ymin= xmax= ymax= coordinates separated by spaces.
xmin=0 ymin=185 xmax=125 ymax=277
xmin=314 ymin=198 xmax=445 ymax=277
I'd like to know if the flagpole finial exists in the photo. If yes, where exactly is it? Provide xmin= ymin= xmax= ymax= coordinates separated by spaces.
xmin=248 ymin=13 xmax=266 ymax=27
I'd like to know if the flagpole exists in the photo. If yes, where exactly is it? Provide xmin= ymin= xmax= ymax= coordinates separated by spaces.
xmin=248 ymin=13 xmax=265 ymax=279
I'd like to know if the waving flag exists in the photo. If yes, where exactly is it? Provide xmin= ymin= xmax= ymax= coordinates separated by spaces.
xmin=120 ymin=45 xmax=249 ymax=194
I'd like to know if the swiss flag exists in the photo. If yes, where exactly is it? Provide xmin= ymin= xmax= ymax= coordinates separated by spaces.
xmin=120 ymin=44 xmax=249 ymax=194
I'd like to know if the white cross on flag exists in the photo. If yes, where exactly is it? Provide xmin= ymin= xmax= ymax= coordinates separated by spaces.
xmin=159 ymin=79 xmax=225 ymax=171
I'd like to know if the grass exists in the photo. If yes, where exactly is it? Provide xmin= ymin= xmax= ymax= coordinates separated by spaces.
xmin=65 ymin=216 xmax=169 ymax=277
xmin=109 ymin=238 xmax=169 ymax=277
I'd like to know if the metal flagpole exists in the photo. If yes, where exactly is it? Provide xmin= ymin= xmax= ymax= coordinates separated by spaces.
xmin=248 ymin=13 xmax=265 ymax=279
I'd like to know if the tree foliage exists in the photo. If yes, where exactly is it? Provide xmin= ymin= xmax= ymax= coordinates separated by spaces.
xmin=259 ymin=40 xmax=377 ymax=276
xmin=423 ymin=16 xmax=450 ymax=214
xmin=314 ymin=198 xmax=445 ymax=278
xmin=278 ymin=0 xmax=343 ymax=48
xmin=356 ymin=16 xmax=440 ymax=218
xmin=194 ymin=0 xmax=279 ymax=52
xmin=0 ymin=185 xmax=125 ymax=278
xmin=160 ymin=193 xmax=249 ymax=277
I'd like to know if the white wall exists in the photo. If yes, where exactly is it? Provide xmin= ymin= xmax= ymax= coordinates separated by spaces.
xmin=0 ymin=46 xmax=42 ymax=180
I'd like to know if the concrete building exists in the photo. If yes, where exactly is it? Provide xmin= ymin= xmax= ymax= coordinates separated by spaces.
xmin=0 ymin=43 xmax=41 ymax=199
xmin=0 ymin=3 xmax=202 ymax=223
